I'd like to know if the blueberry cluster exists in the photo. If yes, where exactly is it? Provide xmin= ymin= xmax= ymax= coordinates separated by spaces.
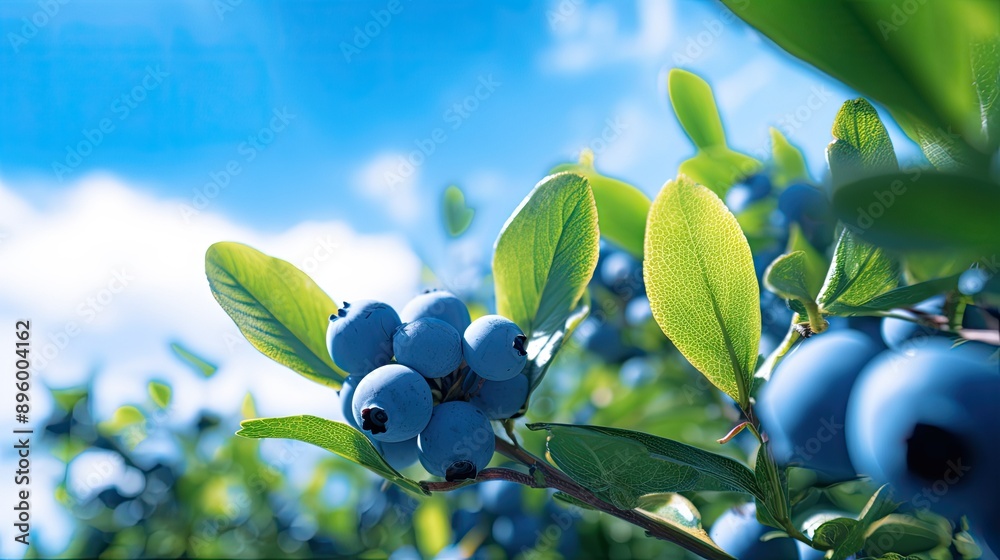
xmin=574 ymin=242 xmax=652 ymax=363
xmin=329 ymin=291 xmax=531 ymax=481
xmin=754 ymin=307 xmax=1000 ymax=530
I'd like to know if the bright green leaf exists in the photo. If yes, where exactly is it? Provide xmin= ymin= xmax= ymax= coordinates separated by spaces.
xmin=827 ymin=99 xmax=898 ymax=184
xmin=668 ymin=69 xmax=727 ymax=150
xmin=754 ymin=442 xmax=790 ymax=531
xmin=236 ymin=415 xmax=426 ymax=495
xmin=849 ymin=274 xmax=961 ymax=313
xmin=818 ymin=229 xmax=900 ymax=316
xmin=101 ymin=405 xmax=145 ymax=434
xmin=170 ymin=342 xmax=218 ymax=377
xmin=494 ymin=173 xmax=599 ymax=390
xmin=414 ymin=496 xmax=451 ymax=557
xmin=769 ymin=127 xmax=809 ymax=188
xmin=529 ymin=423 xmax=762 ymax=510
xmin=551 ymin=158 xmax=650 ymax=258
xmin=786 ymin=225 xmax=828 ymax=299
xmin=679 ymin=146 xmax=763 ymax=198
xmin=636 ymin=493 xmax=734 ymax=560
xmin=442 ymin=184 xmax=475 ymax=237
xmin=148 ymin=381 xmax=171 ymax=409
xmin=644 ymin=175 xmax=761 ymax=407
xmin=764 ymin=252 xmax=814 ymax=303
xmin=205 ymin=242 xmax=344 ymax=388
xmin=831 ymin=171 xmax=1000 ymax=254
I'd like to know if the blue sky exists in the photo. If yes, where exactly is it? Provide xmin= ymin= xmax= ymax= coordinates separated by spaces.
xmin=0 ymin=3 xmax=931 ymax=555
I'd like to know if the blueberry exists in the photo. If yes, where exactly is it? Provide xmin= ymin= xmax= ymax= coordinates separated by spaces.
xmin=726 ymin=174 xmax=771 ymax=214
xmin=492 ymin=514 xmax=542 ymax=556
xmin=574 ymin=317 xmax=635 ymax=363
xmin=469 ymin=373 xmax=529 ymax=420
xmin=778 ymin=183 xmax=833 ymax=248
xmin=847 ymin=339 xmax=1000 ymax=520
xmin=478 ymin=480 xmax=523 ymax=516
xmin=709 ymin=504 xmax=800 ymax=560
xmin=393 ymin=318 xmax=463 ymax=379
xmin=401 ymin=290 xmax=472 ymax=333
xmin=880 ymin=296 xmax=945 ymax=350
xmin=463 ymin=315 xmax=527 ymax=381
xmin=327 ymin=300 xmax=401 ymax=376
xmin=450 ymin=508 xmax=480 ymax=541
xmin=624 ymin=297 xmax=653 ymax=326
xmin=418 ymin=401 xmax=495 ymax=480
xmin=339 ymin=375 xmax=364 ymax=430
xmin=758 ymin=330 xmax=882 ymax=481
xmin=378 ymin=437 xmax=419 ymax=471
xmin=352 ymin=364 xmax=433 ymax=443
xmin=599 ymin=251 xmax=643 ymax=298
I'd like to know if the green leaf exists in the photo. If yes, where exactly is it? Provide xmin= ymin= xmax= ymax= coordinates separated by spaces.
xmin=635 ymin=493 xmax=735 ymax=560
xmin=236 ymin=415 xmax=426 ymax=495
xmin=521 ymin=299 xmax=590 ymax=393
xmin=679 ymin=145 xmax=763 ymax=198
xmin=864 ymin=514 xmax=952 ymax=556
xmin=668 ymin=69 xmax=727 ymax=150
xmin=831 ymin=171 xmax=1000 ymax=254
xmin=786 ymin=225 xmax=829 ymax=299
xmin=818 ymin=229 xmax=900 ymax=316
xmin=764 ymin=252 xmax=815 ymax=303
xmin=170 ymin=342 xmax=218 ymax=377
xmin=720 ymin=0 xmax=997 ymax=161
xmin=101 ymin=405 xmax=145 ymax=434
xmin=813 ymin=517 xmax=857 ymax=548
xmin=644 ymin=175 xmax=761 ymax=408
xmin=494 ymin=173 xmax=599 ymax=389
xmin=442 ymin=184 xmax=475 ymax=237
xmin=205 ymin=242 xmax=344 ymax=388
xmin=849 ymin=274 xmax=961 ymax=313
xmin=148 ymin=381 xmax=171 ymax=409
xmin=831 ymin=485 xmax=897 ymax=560
xmin=551 ymin=158 xmax=650 ymax=258
xmin=770 ymin=127 xmax=810 ymax=188
xmin=754 ymin=441 xmax=790 ymax=531
xmin=972 ymin=39 xmax=1000 ymax=150
xmin=827 ymin=99 xmax=899 ymax=184
xmin=529 ymin=423 xmax=762 ymax=510
xmin=414 ymin=496 xmax=451 ymax=557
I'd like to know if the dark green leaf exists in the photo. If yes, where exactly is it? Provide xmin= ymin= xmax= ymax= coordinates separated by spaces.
xmin=827 ymin=99 xmax=898 ymax=184
xmin=521 ymin=299 xmax=590 ymax=393
xmin=754 ymin=442 xmax=790 ymax=530
xmin=787 ymin=225 xmax=829 ymax=299
xmin=442 ymin=184 xmax=475 ymax=237
xmin=170 ymin=342 xmax=218 ymax=377
xmin=551 ymin=158 xmax=650 ymax=258
xmin=850 ymin=274 xmax=961 ymax=313
xmin=528 ymin=423 xmax=762 ymax=510
xmin=818 ymin=229 xmax=900 ymax=316
xmin=832 ymin=171 xmax=1000 ymax=253
xmin=645 ymin=175 xmax=761 ymax=407
xmin=237 ymin=415 xmax=426 ymax=495
xmin=864 ymin=514 xmax=952 ymax=556
xmin=813 ymin=517 xmax=857 ymax=548
xmin=831 ymin=485 xmax=897 ymax=560
xmin=972 ymin=39 xmax=1000 ymax=150
xmin=205 ymin=242 xmax=344 ymax=387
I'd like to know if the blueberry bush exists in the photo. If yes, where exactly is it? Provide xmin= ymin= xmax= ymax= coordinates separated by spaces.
xmin=204 ymin=3 xmax=1000 ymax=559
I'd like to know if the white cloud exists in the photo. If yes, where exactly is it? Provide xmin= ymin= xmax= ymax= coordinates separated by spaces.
xmin=541 ymin=0 xmax=674 ymax=73
xmin=0 ymin=174 xmax=422 ymax=423
xmin=354 ymin=152 xmax=424 ymax=225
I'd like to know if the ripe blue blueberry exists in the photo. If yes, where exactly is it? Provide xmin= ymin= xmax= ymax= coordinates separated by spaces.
xmin=352 ymin=364 xmax=433 ymax=443
xmin=624 ymin=297 xmax=653 ymax=326
xmin=599 ymin=250 xmax=643 ymax=298
xmin=709 ymin=504 xmax=799 ymax=560
xmin=339 ymin=375 xmax=364 ymax=430
xmin=377 ymin=437 xmax=419 ymax=471
xmin=478 ymin=479 xmax=523 ymax=515
xmin=725 ymin=174 xmax=772 ymax=214
xmin=880 ymin=296 xmax=944 ymax=350
xmin=400 ymin=290 xmax=472 ymax=333
xmin=327 ymin=300 xmax=401 ymax=376
xmin=418 ymin=401 xmax=495 ymax=481
xmin=393 ymin=317 xmax=463 ymax=378
xmin=469 ymin=373 xmax=529 ymax=420
xmin=757 ymin=330 xmax=882 ymax=481
xmin=777 ymin=183 xmax=833 ymax=249
xmin=463 ymin=315 xmax=527 ymax=381
xmin=847 ymin=340 xmax=1000 ymax=519
xmin=492 ymin=514 xmax=542 ymax=556
xmin=574 ymin=316 xmax=635 ymax=363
